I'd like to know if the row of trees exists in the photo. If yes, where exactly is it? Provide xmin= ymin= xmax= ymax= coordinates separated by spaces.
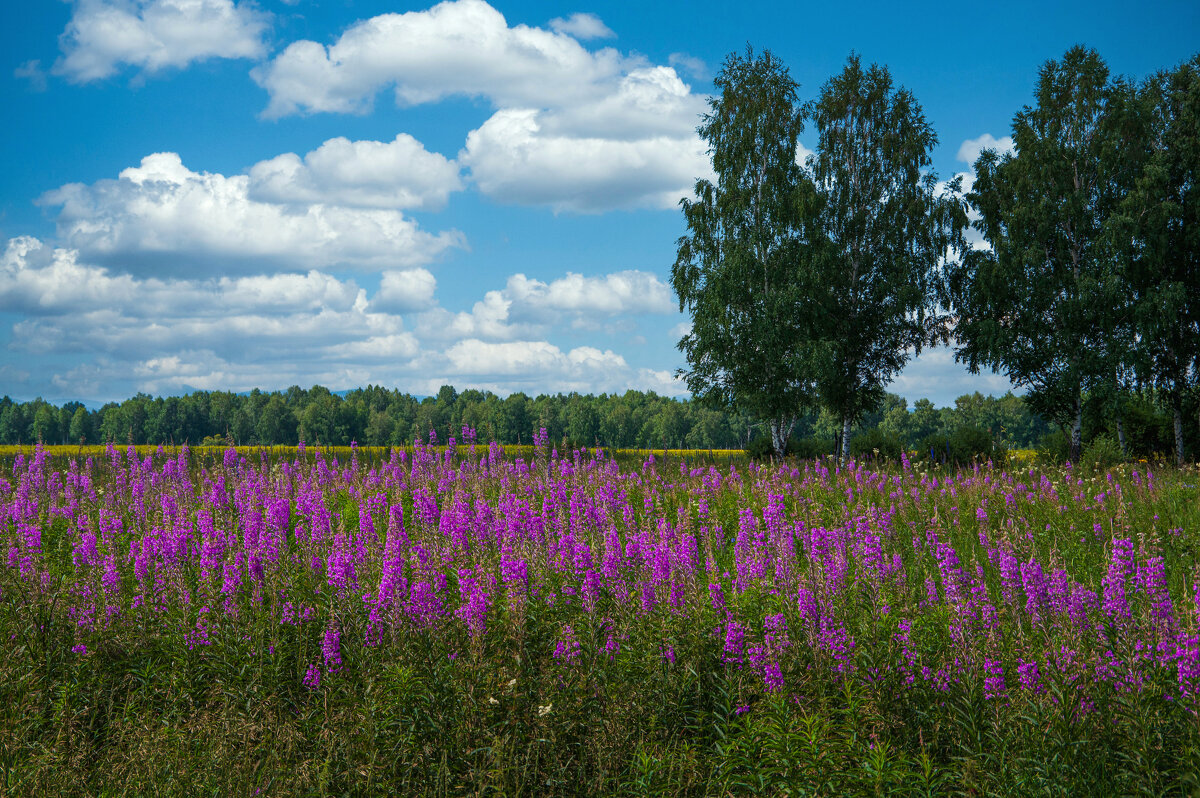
xmin=674 ymin=47 xmax=1198 ymax=465
xmin=0 ymin=386 xmax=1095 ymax=452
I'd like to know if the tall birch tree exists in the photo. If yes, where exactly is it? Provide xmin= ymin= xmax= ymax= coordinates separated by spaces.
xmin=672 ymin=47 xmax=828 ymax=459
xmin=807 ymin=54 xmax=966 ymax=461
xmin=947 ymin=47 xmax=1127 ymax=461
xmin=1123 ymin=56 xmax=1200 ymax=466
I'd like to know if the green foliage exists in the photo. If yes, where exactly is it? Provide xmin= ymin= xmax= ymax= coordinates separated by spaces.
xmin=1081 ymin=434 xmax=1125 ymax=471
xmin=672 ymin=46 xmax=826 ymax=458
xmin=745 ymin=434 xmax=834 ymax=461
xmin=1120 ymin=55 xmax=1200 ymax=467
xmin=918 ymin=426 xmax=1004 ymax=466
xmin=807 ymin=53 xmax=968 ymax=455
xmin=849 ymin=427 xmax=903 ymax=461
xmin=1036 ymin=430 xmax=1071 ymax=464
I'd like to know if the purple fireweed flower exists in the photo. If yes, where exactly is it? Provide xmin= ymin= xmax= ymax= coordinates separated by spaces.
xmin=709 ymin=582 xmax=726 ymax=611
xmin=797 ymin=586 xmax=818 ymax=623
xmin=723 ymin=620 xmax=746 ymax=666
xmin=983 ymin=659 xmax=1006 ymax=700
xmin=1017 ymin=659 xmax=1044 ymax=694
xmin=1141 ymin=556 xmax=1173 ymax=629
xmin=454 ymin=569 xmax=490 ymax=639
xmin=1021 ymin=559 xmax=1048 ymax=625
xmin=1048 ymin=569 xmax=1069 ymax=617
xmin=1102 ymin=539 xmax=1135 ymax=621
xmin=186 ymin=606 xmax=213 ymax=649
xmin=303 ymin=664 xmax=321 ymax=690
xmin=1176 ymin=633 xmax=1200 ymax=699
xmin=763 ymin=660 xmax=784 ymax=693
xmin=998 ymin=548 xmax=1021 ymax=607
xmin=323 ymin=627 xmax=343 ymax=674
xmin=554 ymin=625 xmax=581 ymax=664
xmin=817 ymin=618 xmax=855 ymax=675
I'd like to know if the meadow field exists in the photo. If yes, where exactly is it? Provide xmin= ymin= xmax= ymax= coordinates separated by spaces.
xmin=1 ymin=439 xmax=1198 ymax=796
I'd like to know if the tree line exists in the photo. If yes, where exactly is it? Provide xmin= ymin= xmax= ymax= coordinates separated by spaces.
xmin=2 ymin=385 xmax=1192 ymax=458
xmin=673 ymin=46 xmax=1198 ymax=465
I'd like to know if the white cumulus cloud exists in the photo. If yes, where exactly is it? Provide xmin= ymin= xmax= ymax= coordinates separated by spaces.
xmin=248 ymin=134 xmax=463 ymax=210
xmin=956 ymin=133 xmax=1015 ymax=166
xmin=418 ymin=269 xmax=674 ymax=340
xmin=55 ymin=0 xmax=270 ymax=83
xmin=252 ymin=0 xmax=627 ymax=118
xmin=372 ymin=269 xmax=438 ymax=313
xmin=38 ymin=152 xmax=464 ymax=275
xmin=461 ymin=107 xmax=708 ymax=212
xmin=251 ymin=0 xmax=709 ymax=212
xmin=548 ymin=12 xmax=614 ymax=40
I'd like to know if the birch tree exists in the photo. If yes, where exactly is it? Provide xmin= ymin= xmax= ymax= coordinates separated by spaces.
xmin=807 ymin=54 xmax=966 ymax=462
xmin=1123 ymin=56 xmax=1200 ymax=466
xmin=947 ymin=47 xmax=1128 ymax=461
xmin=671 ymin=47 xmax=828 ymax=459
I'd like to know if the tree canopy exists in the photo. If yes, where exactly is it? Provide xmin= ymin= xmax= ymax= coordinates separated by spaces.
xmin=672 ymin=47 xmax=827 ymax=458
xmin=806 ymin=54 xmax=968 ymax=460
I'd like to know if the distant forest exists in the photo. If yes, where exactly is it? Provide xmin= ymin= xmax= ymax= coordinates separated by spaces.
xmin=0 ymin=385 xmax=1190 ymax=456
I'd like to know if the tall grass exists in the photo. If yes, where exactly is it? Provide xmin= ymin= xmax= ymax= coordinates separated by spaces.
xmin=1 ymin=441 xmax=1198 ymax=795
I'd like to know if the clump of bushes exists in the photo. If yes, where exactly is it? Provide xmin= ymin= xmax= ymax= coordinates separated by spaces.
xmin=849 ymin=428 xmax=903 ymax=461
xmin=745 ymin=435 xmax=834 ymax=460
xmin=918 ymin=426 xmax=1005 ymax=466
xmin=1081 ymin=434 xmax=1124 ymax=471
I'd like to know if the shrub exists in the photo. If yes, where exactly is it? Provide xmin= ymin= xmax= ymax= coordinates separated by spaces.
xmin=790 ymin=436 xmax=835 ymax=460
xmin=1081 ymin=434 xmax=1124 ymax=471
xmin=745 ymin=435 xmax=834 ymax=460
xmin=745 ymin=436 xmax=775 ymax=460
xmin=1036 ymin=430 xmax=1070 ymax=464
xmin=919 ymin=427 xmax=1004 ymax=466
xmin=1122 ymin=398 xmax=1173 ymax=458
xmin=849 ymin=428 xmax=903 ymax=461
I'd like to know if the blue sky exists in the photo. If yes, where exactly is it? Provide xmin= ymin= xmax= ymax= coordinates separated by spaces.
xmin=2 ymin=0 xmax=1196 ymax=407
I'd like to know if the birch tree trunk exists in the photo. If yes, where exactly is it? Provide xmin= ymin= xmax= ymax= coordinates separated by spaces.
xmin=768 ymin=417 xmax=786 ymax=460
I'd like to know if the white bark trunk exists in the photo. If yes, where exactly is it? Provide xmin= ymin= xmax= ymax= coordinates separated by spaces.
xmin=769 ymin=416 xmax=795 ymax=460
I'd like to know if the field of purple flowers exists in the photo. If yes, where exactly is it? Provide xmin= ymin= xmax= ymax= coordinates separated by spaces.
xmin=2 ymin=435 xmax=1199 ymax=796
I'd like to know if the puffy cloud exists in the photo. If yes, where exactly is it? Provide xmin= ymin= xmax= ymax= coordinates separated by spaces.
xmin=956 ymin=133 xmax=1015 ymax=166
xmin=252 ymin=0 xmax=709 ymax=213
xmin=248 ymin=134 xmax=463 ymax=210
xmin=371 ymin=269 xmax=438 ymax=312
xmin=54 ymin=0 xmax=270 ymax=83
xmin=460 ymin=106 xmax=708 ymax=212
xmin=1 ymin=238 xmax=365 ymax=318
xmin=2 ymin=236 xmax=688 ymax=401
xmin=442 ymin=339 xmax=631 ymax=392
xmin=891 ymin=346 xmax=1015 ymax=408
xmin=506 ymin=271 xmax=674 ymax=316
xmin=548 ymin=12 xmax=614 ymax=40
xmin=38 ymin=152 xmax=464 ymax=275
xmin=418 ymin=270 xmax=674 ymax=340
xmin=1 ymin=236 xmax=391 ymax=361
xmin=667 ymin=53 xmax=707 ymax=81
xmin=252 ymin=0 xmax=627 ymax=118
xmin=636 ymin=367 xmax=687 ymax=397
